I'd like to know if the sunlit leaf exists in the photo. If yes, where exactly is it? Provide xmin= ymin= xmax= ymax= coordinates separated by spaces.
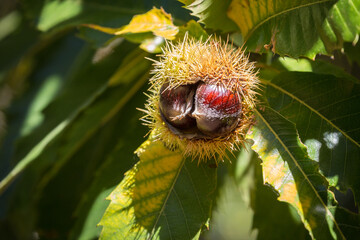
xmin=106 ymin=19 xmax=208 ymax=54
xmin=175 ymin=20 xmax=209 ymax=42
xmin=205 ymin=173 xmax=256 ymax=239
xmin=229 ymin=0 xmax=360 ymax=57
xmin=179 ymin=0 xmax=195 ymax=5
xmin=251 ymin=153 xmax=311 ymax=240
xmin=263 ymin=72 xmax=360 ymax=205
xmin=37 ymin=0 xmax=83 ymax=31
xmin=185 ymin=0 xmax=360 ymax=58
xmin=181 ymin=0 xmax=239 ymax=32
xmin=83 ymin=7 xmax=179 ymax=40
xmin=228 ymin=0 xmax=328 ymax=42
xmin=277 ymin=57 xmax=360 ymax=83
xmin=99 ymin=136 xmax=217 ymax=239
xmin=248 ymin=107 xmax=345 ymax=238
xmin=36 ymin=0 xmax=149 ymax=32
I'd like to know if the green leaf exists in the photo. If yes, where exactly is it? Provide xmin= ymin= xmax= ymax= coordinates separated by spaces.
xmin=229 ymin=0 xmax=360 ymax=58
xmin=204 ymin=173 xmax=256 ymax=239
xmin=251 ymin=155 xmax=311 ymax=240
xmin=68 ymin=126 xmax=146 ymax=240
xmin=263 ymin=72 xmax=360 ymax=205
xmin=228 ymin=151 xmax=311 ymax=240
xmin=344 ymin=41 xmax=360 ymax=66
xmin=0 ymin=34 xmax=92 ymax=238
xmin=332 ymin=207 xmax=360 ymax=238
xmin=63 ymin=74 xmax=150 ymax=240
xmin=228 ymin=0 xmax=329 ymax=42
xmin=248 ymin=107 xmax=345 ymax=239
xmin=252 ymin=186 xmax=311 ymax=240
xmin=175 ymin=20 xmax=209 ymax=42
xmin=107 ymin=48 xmax=152 ymax=86
xmin=37 ymin=83 xmax=149 ymax=239
xmin=182 ymin=0 xmax=239 ymax=32
xmin=0 ymin=34 xmax=88 ymax=194
xmin=186 ymin=0 xmax=360 ymax=58
xmin=1 ymin=42 xmax=149 ymax=234
xmin=89 ymin=19 xmax=206 ymax=55
xmin=37 ymin=0 xmax=83 ymax=31
xmin=179 ymin=0 xmax=195 ymax=5
xmin=80 ymin=7 xmax=181 ymax=53
xmin=0 ymin=40 xmax=150 ymax=195
xmin=32 ymin=66 xmax=149 ymax=194
xmin=9 ymin=39 xmax=135 ymax=164
xmin=277 ymin=57 xmax=360 ymax=83
xmin=99 ymin=136 xmax=217 ymax=240
xmin=36 ymin=0 xmax=148 ymax=32
xmin=0 ymin=11 xmax=35 ymax=72
xmin=83 ymin=7 xmax=179 ymax=40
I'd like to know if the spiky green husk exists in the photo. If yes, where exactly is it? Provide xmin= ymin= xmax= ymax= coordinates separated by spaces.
xmin=141 ymin=35 xmax=259 ymax=162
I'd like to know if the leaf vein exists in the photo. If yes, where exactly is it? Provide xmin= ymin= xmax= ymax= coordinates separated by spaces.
xmin=245 ymin=0 xmax=332 ymax=41
xmin=173 ymin=188 xmax=192 ymax=239
xmin=254 ymin=108 xmax=344 ymax=237
xmin=262 ymin=79 xmax=360 ymax=148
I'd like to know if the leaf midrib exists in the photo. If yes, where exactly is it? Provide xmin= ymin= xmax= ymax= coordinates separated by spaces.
xmin=147 ymin=156 xmax=187 ymax=240
xmin=254 ymin=108 xmax=344 ymax=238
xmin=262 ymin=79 xmax=360 ymax=148
xmin=244 ymin=0 xmax=332 ymax=41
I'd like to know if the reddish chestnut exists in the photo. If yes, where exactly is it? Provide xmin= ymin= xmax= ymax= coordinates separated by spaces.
xmin=192 ymin=82 xmax=242 ymax=137
xmin=159 ymin=82 xmax=242 ymax=138
xmin=159 ymin=83 xmax=196 ymax=130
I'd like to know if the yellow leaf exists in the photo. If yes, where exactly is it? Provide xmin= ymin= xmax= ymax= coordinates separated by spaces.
xmin=83 ymin=7 xmax=178 ymax=40
xmin=99 ymin=137 xmax=185 ymax=238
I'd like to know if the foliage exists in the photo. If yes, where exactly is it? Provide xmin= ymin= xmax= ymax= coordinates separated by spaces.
xmin=0 ymin=0 xmax=359 ymax=239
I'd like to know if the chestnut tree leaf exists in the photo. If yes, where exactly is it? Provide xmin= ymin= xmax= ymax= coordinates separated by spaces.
xmin=248 ymin=107 xmax=349 ymax=239
xmin=250 ymin=154 xmax=311 ymax=240
xmin=59 ymin=85 xmax=149 ymax=240
xmin=344 ymin=41 xmax=360 ymax=66
xmin=232 ymin=0 xmax=360 ymax=58
xmin=0 ymin=43 xmax=154 ymax=239
xmin=263 ymin=72 xmax=360 ymax=206
xmin=0 ymin=43 xmax=151 ymax=201
xmin=83 ymin=7 xmax=179 ymax=40
xmin=276 ymin=57 xmax=360 ymax=84
xmin=174 ymin=20 xmax=209 ymax=42
xmin=99 ymin=135 xmax=217 ymax=240
xmin=36 ymin=0 xmax=150 ymax=32
xmin=184 ymin=0 xmax=360 ymax=58
xmin=181 ymin=0 xmax=239 ymax=32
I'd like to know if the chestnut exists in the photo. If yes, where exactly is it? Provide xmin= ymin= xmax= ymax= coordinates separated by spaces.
xmin=144 ymin=37 xmax=258 ymax=160
xmin=192 ymin=83 xmax=242 ymax=137
xmin=159 ymin=83 xmax=196 ymax=130
xmin=159 ymin=82 xmax=242 ymax=138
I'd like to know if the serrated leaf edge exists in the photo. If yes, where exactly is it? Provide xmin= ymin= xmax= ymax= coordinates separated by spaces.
xmin=261 ymin=78 xmax=360 ymax=148
xmin=230 ymin=0 xmax=331 ymax=42
xmin=253 ymin=107 xmax=345 ymax=239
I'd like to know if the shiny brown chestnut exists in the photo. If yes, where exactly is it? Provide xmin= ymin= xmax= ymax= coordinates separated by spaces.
xmin=159 ymin=83 xmax=196 ymax=130
xmin=159 ymin=81 xmax=242 ymax=138
xmin=192 ymin=82 xmax=242 ymax=137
